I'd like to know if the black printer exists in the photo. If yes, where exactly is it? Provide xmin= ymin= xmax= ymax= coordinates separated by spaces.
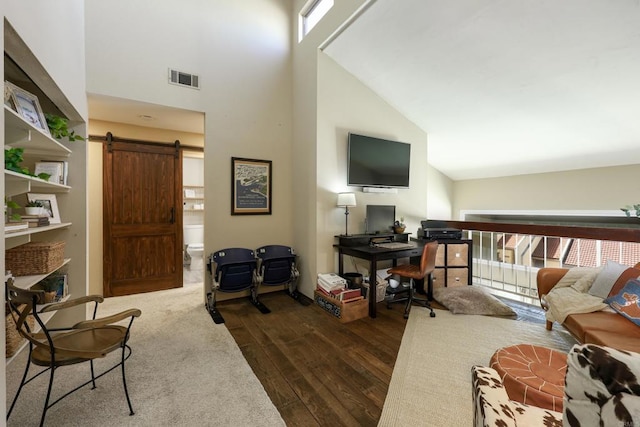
xmin=418 ymin=220 xmax=462 ymax=240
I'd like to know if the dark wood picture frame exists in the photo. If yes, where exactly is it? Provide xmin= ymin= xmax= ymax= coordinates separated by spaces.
xmin=231 ymin=157 xmax=272 ymax=215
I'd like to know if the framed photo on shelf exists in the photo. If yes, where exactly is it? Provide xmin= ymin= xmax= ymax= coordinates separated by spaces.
xmin=5 ymin=81 xmax=50 ymax=135
xmin=4 ymin=83 xmax=16 ymax=111
xmin=27 ymin=193 xmax=61 ymax=224
xmin=231 ymin=157 xmax=272 ymax=215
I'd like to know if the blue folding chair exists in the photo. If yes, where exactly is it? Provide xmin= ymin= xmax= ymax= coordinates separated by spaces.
xmin=206 ymin=248 xmax=269 ymax=324
xmin=255 ymin=245 xmax=301 ymax=302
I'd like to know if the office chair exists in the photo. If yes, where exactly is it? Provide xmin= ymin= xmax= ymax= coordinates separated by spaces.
xmin=386 ymin=240 xmax=439 ymax=319
xmin=5 ymin=278 xmax=141 ymax=427
xmin=255 ymin=245 xmax=303 ymax=303
xmin=206 ymin=247 xmax=269 ymax=324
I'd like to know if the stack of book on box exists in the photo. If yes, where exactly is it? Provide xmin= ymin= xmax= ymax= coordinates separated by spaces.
xmin=316 ymin=273 xmax=363 ymax=303
xmin=21 ymin=215 xmax=50 ymax=228
xmin=317 ymin=273 xmax=346 ymax=293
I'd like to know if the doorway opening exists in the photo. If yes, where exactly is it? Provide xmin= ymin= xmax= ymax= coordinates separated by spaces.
xmin=183 ymin=151 xmax=205 ymax=286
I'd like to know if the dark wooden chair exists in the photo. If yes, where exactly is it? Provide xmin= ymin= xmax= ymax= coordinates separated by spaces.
xmin=386 ymin=240 xmax=439 ymax=319
xmin=5 ymin=278 xmax=141 ymax=427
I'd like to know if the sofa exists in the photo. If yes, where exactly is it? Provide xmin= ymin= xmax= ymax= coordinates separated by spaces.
xmin=472 ymin=344 xmax=640 ymax=427
xmin=537 ymin=263 xmax=640 ymax=354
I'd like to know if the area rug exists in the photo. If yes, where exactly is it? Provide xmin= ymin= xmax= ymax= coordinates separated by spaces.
xmin=378 ymin=308 xmax=576 ymax=426
xmin=5 ymin=285 xmax=285 ymax=427
xmin=433 ymin=286 xmax=517 ymax=317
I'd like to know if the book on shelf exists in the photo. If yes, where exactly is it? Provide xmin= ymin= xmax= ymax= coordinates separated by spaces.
xmin=4 ymin=221 xmax=28 ymax=232
xmin=35 ymin=160 xmax=68 ymax=185
xmin=21 ymin=215 xmax=50 ymax=227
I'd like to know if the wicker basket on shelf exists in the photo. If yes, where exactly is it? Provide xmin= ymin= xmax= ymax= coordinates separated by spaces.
xmin=5 ymin=303 xmax=35 ymax=358
xmin=5 ymin=241 xmax=65 ymax=276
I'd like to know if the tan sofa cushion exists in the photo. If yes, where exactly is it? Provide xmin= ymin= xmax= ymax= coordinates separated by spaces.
xmin=564 ymin=311 xmax=640 ymax=342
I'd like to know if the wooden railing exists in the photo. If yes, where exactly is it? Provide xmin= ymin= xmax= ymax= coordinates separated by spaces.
xmin=437 ymin=220 xmax=640 ymax=305
xmin=444 ymin=220 xmax=640 ymax=243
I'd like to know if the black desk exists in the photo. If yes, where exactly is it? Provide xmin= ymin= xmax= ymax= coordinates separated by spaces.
xmin=337 ymin=241 xmax=425 ymax=318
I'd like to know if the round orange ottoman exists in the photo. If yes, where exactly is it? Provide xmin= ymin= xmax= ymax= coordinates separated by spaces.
xmin=490 ymin=344 xmax=567 ymax=412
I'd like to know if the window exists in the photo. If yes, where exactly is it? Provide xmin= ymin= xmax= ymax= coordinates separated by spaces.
xmin=299 ymin=0 xmax=334 ymax=41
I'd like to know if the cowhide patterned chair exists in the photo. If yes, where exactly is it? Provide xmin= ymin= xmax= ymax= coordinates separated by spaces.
xmin=472 ymin=344 xmax=640 ymax=427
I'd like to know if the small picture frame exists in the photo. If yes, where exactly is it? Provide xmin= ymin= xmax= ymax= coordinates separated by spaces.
xmin=4 ymin=84 xmax=16 ymax=111
xmin=27 ymin=193 xmax=61 ymax=224
xmin=5 ymin=81 xmax=50 ymax=136
xmin=231 ymin=157 xmax=272 ymax=215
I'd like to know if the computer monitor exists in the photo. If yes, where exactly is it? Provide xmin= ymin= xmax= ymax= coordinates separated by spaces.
xmin=366 ymin=205 xmax=395 ymax=234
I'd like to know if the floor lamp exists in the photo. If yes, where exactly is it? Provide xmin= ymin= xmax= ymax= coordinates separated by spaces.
xmin=337 ymin=192 xmax=356 ymax=236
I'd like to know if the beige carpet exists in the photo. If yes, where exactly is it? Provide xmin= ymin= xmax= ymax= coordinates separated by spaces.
xmin=378 ymin=307 xmax=577 ymax=426
xmin=6 ymin=285 xmax=285 ymax=426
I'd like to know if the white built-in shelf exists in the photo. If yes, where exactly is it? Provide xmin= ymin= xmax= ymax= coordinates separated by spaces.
xmin=4 ymin=169 xmax=70 ymax=196
xmin=4 ymin=222 xmax=72 ymax=239
xmin=4 ymin=106 xmax=71 ymax=157
xmin=10 ymin=258 xmax=71 ymax=290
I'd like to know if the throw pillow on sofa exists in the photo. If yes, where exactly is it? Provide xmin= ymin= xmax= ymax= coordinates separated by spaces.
xmin=607 ymin=264 xmax=640 ymax=297
xmin=604 ymin=279 xmax=640 ymax=327
xmin=554 ymin=266 xmax=601 ymax=291
xmin=589 ymin=260 xmax=631 ymax=298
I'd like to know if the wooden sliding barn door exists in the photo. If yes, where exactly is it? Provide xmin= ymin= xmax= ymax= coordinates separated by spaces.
xmin=103 ymin=134 xmax=183 ymax=297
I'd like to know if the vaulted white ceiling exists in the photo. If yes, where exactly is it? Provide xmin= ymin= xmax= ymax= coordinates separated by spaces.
xmin=323 ymin=0 xmax=640 ymax=180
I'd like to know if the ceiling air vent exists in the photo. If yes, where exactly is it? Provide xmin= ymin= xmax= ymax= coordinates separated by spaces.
xmin=168 ymin=68 xmax=200 ymax=89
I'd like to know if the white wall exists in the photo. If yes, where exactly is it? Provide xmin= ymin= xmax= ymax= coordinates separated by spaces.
xmin=292 ymin=0 xmax=370 ymax=295
xmin=183 ymin=157 xmax=204 ymax=187
xmin=427 ymin=164 xmax=454 ymax=220
xmin=5 ymin=1 xmax=87 ymax=119
xmin=85 ymin=1 xmax=294 ymax=298
xmin=316 ymin=53 xmax=430 ymax=279
xmin=452 ymin=164 xmax=640 ymax=217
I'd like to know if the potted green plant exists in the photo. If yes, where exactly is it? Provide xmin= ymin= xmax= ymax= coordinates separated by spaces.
xmin=5 ymin=147 xmax=51 ymax=181
xmin=24 ymin=200 xmax=44 ymax=215
xmin=45 ymin=113 xmax=85 ymax=142
xmin=393 ymin=217 xmax=406 ymax=234
xmin=4 ymin=198 xmax=21 ymax=222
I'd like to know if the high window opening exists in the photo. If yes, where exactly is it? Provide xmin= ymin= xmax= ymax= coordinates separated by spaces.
xmin=299 ymin=0 xmax=334 ymax=41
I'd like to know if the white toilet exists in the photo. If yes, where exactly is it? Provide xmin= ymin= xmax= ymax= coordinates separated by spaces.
xmin=183 ymin=224 xmax=204 ymax=270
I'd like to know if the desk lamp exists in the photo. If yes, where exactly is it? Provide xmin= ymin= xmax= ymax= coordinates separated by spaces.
xmin=337 ymin=192 xmax=356 ymax=236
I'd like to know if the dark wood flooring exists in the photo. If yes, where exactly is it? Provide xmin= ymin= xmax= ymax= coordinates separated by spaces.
xmin=219 ymin=290 xmax=544 ymax=426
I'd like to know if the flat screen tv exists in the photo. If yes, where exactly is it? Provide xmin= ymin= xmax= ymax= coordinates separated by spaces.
xmin=366 ymin=204 xmax=396 ymax=234
xmin=347 ymin=133 xmax=411 ymax=188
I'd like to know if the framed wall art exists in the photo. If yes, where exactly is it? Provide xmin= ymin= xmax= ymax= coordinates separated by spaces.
xmin=5 ymin=81 xmax=50 ymax=135
xmin=231 ymin=157 xmax=272 ymax=215
xmin=27 ymin=193 xmax=61 ymax=224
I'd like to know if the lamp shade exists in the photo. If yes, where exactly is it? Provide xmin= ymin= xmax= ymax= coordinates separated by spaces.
xmin=337 ymin=192 xmax=356 ymax=207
